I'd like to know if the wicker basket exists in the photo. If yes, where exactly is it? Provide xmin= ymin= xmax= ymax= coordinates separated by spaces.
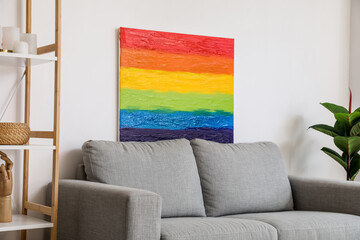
xmin=0 ymin=123 xmax=30 ymax=145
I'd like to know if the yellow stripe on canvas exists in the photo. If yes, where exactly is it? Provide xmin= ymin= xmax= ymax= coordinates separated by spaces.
xmin=120 ymin=67 xmax=234 ymax=95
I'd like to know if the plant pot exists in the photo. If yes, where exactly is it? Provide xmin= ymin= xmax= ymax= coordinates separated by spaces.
xmin=0 ymin=123 xmax=30 ymax=145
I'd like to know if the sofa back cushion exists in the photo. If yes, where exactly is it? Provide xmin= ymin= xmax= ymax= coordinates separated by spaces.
xmin=82 ymin=139 xmax=206 ymax=218
xmin=190 ymin=139 xmax=293 ymax=217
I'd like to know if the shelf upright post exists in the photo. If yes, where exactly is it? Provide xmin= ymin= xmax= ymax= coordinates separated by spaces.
xmin=51 ymin=0 xmax=61 ymax=239
xmin=19 ymin=0 xmax=61 ymax=239
xmin=21 ymin=0 xmax=32 ymax=239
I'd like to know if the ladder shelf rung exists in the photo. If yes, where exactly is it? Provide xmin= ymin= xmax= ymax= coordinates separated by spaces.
xmin=25 ymin=202 xmax=53 ymax=216
xmin=30 ymin=131 xmax=55 ymax=139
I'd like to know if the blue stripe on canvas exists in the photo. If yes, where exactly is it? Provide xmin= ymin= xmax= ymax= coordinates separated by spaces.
xmin=120 ymin=109 xmax=233 ymax=130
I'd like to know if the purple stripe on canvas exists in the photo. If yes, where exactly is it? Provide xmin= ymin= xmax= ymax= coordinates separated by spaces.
xmin=120 ymin=128 xmax=233 ymax=143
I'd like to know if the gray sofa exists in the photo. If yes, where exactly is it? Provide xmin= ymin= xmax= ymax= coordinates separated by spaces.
xmin=55 ymin=138 xmax=360 ymax=240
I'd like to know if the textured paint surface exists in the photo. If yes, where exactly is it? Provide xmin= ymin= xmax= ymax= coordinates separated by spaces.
xmin=120 ymin=128 xmax=233 ymax=143
xmin=119 ymin=27 xmax=234 ymax=143
xmin=120 ymin=110 xmax=233 ymax=130
xmin=119 ymin=28 xmax=234 ymax=58
xmin=120 ymin=67 xmax=233 ymax=94
xmin=120 ymin=88 xmax=233 ymax=113
xmin=120 ymin=48 xmax=234 ymax=75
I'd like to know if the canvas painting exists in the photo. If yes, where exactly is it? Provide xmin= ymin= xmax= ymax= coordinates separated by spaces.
xmin=119 ymin=27 xmax=234 ymax=143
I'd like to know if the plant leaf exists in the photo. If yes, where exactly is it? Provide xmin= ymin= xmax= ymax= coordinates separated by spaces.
xmin=322 ymin=147 xmax=347 ymax=169
xmin=335 ymin=113 xmax=350 ymax=126
xmin=350 ymin=122 xmax=360 ymax=136
xmin=350 ymin=154 xmax=360 ymax=180
xmin=351 ymin=170 xmax=360 ymax=181
xmin=309 ymin=124 xmax=341 ymax=137
xmin=334 ymin=113 xmax=360 ymax=127
xmin=334 ymin=136 xmax=360 ymax=155
xmin=354 ymin=107 xmax=360 ymax=113
xmin=350 ymin=112 xmax=360 ymax=126
xmin=334 ymin=121 xmax=348 ymax=136
xmin=321 ymin=103 xmax=348 ymax=114
xmin=334 ymin=136 xmax=348 ymax=152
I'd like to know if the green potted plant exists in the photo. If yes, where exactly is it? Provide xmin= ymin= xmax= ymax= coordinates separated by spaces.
xmin=310 ymin=92 xmax=360 ymax=181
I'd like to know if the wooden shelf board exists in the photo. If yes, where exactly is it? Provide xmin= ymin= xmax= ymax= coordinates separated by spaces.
xmin=0 ymin=214 xmax=53 ymax=232
xmin=0 ymin=144 xmax=56 ymax=150
xmin=0 ymin=52 xmax=57 ymax=67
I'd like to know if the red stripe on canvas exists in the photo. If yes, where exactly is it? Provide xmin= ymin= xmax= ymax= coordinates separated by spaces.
xmin=119 ymin=27 xmax=234 ymax=59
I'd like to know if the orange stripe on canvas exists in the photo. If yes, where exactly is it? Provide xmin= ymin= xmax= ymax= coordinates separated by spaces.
xmin=120 ymin=48 xmax=234 ymax=75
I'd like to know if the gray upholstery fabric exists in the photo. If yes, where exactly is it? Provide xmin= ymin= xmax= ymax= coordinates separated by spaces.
xmin=190 ymin=139 xmax=293 ymax=217
xmin=290 ymin=175 xmax=360 ymax=216
xmin=224 ymin=211 xmax=360 ymax=240
xmin=76 ymin=163 xmax=86 ymax=180
xmin=161 ymin=217 xmax=277 ymax=240
xmin=82 ymin=139 xmax=205 ymax=217
xmin=55 ymin=179 xmax=161 ymax=240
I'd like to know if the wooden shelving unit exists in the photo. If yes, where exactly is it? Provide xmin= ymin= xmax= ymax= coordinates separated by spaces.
xmin=0 ymin=145 xmax=56 ymax=151
xmin=0 ymin=215 xmax=53 ymax=233
xmin=0 ymin=52 xmax=57 ymax=67
xmin=0 ymin=0 xmax=61 ymax=239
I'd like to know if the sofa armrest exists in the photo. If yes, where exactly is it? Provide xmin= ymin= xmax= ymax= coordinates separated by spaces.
xmin=289 ymin=175 xmax=360 ymax=215
xmin=54 ymin=180 xmax=162 ymax=240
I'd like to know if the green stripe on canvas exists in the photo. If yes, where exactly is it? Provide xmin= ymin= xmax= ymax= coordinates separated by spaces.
xmin=120 ymin=88 xmax=234 ymax=113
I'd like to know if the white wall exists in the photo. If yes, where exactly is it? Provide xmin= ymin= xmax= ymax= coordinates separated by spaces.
xmin=351 ymin=0 xmax=360 ymax=107
xmin=0 ymin=0 xmax=352 ymax=239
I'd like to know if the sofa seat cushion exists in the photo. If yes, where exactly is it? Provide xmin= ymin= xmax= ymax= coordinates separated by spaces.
xmin=190 ymin=139 xmax=293 ymax=217
xmin=161 ymin=217 xmax=277 ymax=240
xmin=82 ymin=139 xmax=205 ymax=218
xmin=224 ymin=211 xmax=360 ymax=240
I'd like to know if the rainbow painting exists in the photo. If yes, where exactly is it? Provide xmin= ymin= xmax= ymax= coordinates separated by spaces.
xmin=119 ymin=27 xmax=234 ymax=143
